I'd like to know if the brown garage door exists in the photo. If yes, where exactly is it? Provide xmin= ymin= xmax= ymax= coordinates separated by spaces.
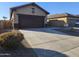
xmin=18 ymin=14 xmax=45 ymax=28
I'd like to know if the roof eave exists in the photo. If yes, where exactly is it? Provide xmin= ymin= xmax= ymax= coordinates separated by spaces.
xmin=10 ymin=2 xmax=49 ymax=15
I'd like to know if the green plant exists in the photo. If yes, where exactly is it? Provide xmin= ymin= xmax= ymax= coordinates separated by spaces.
xmin=0 ymin=31 xmax=24 ymax=50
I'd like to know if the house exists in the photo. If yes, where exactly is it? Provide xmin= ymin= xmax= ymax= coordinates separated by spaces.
xmin=47 ymin=13 xmax=79 ymax=27
xmin=10 ymin=2 xmax=49 ymax=29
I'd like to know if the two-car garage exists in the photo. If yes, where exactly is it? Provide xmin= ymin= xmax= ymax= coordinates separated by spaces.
xmin=18 ymin=14 xmax=45 ymax=28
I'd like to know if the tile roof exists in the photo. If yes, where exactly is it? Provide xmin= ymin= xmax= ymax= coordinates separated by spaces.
xmin=47 ymin=13 xmax=79 ymax=18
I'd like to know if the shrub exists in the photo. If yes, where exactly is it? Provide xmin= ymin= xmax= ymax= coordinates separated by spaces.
xmin=0 ymin=31 xmax=24 ymax=50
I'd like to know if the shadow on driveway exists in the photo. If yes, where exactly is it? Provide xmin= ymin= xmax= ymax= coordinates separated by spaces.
xmin=0 ymin=39 xmax=68 ymax=57
xmin=0 ymin=48 xmax=68 ymax=57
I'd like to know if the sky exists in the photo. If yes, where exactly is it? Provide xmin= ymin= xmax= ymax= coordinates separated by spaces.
xmin=0 ymin=2 xmax=79 ymax=20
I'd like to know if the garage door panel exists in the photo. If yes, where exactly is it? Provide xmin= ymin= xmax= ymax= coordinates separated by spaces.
xmin=18 ymin=14 xmax=45 ymax=28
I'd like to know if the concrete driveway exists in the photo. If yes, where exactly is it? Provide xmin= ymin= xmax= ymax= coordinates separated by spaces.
xmin=19 ymin=28 xmax=79 ymax=57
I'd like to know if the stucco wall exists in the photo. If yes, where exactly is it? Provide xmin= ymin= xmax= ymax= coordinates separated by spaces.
xmin=48 ymin=17 xmax=67 ymax=23
xmin=11 ymin=11 xmax=15 ymax=20
xmin=47 ymin=17 xmax=68 ymax=27
xmin=11 ymin=11 xmax=19 ymax=23
xmin=16 ymin=5 xmax=47 ymax=16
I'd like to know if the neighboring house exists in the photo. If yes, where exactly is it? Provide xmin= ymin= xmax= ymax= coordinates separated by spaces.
xmin=10 ymin=2 xmax=49 ymax=29
xmin=47 ymin=13 xmax=79 ymax=27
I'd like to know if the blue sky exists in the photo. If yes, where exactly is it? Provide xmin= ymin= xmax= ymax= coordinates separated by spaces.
xmin=0 ymin=2 xmax=79 ymax=20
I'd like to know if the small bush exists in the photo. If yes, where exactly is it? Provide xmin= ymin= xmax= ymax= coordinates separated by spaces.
xmin=0 ymin=31 xmax=24 ymax=50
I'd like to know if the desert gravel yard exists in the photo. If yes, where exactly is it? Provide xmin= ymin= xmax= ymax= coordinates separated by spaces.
xmin=19 ymin=28 xmax=79 ymax=57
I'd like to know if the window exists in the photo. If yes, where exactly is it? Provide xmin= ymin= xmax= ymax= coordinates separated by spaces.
xmin=32 ymin=8 xmax=35 ymax=13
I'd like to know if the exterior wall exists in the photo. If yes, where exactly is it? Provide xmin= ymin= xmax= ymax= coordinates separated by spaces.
xmin=48 ymin=17 xmax=68 ymax=27
xmin=11 ymin=11 xmax=19 ymax=29
xmin=16 ymin=5 xmax=47 ymax=16
xmin=48 ymin=17 xmax=67 ymax=23
xmin=11 ymin=11 xmax=16 ymax=20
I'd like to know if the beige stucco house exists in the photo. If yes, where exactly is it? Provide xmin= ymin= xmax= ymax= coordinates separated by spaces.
xmin=10 ymin=2 xmax=49 ymax=28
xmin=47 ymin=13 xmax=79 ymax=27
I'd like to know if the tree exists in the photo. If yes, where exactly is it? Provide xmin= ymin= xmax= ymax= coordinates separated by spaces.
xmin=3 ymin=16 xmax=7 ymax=20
